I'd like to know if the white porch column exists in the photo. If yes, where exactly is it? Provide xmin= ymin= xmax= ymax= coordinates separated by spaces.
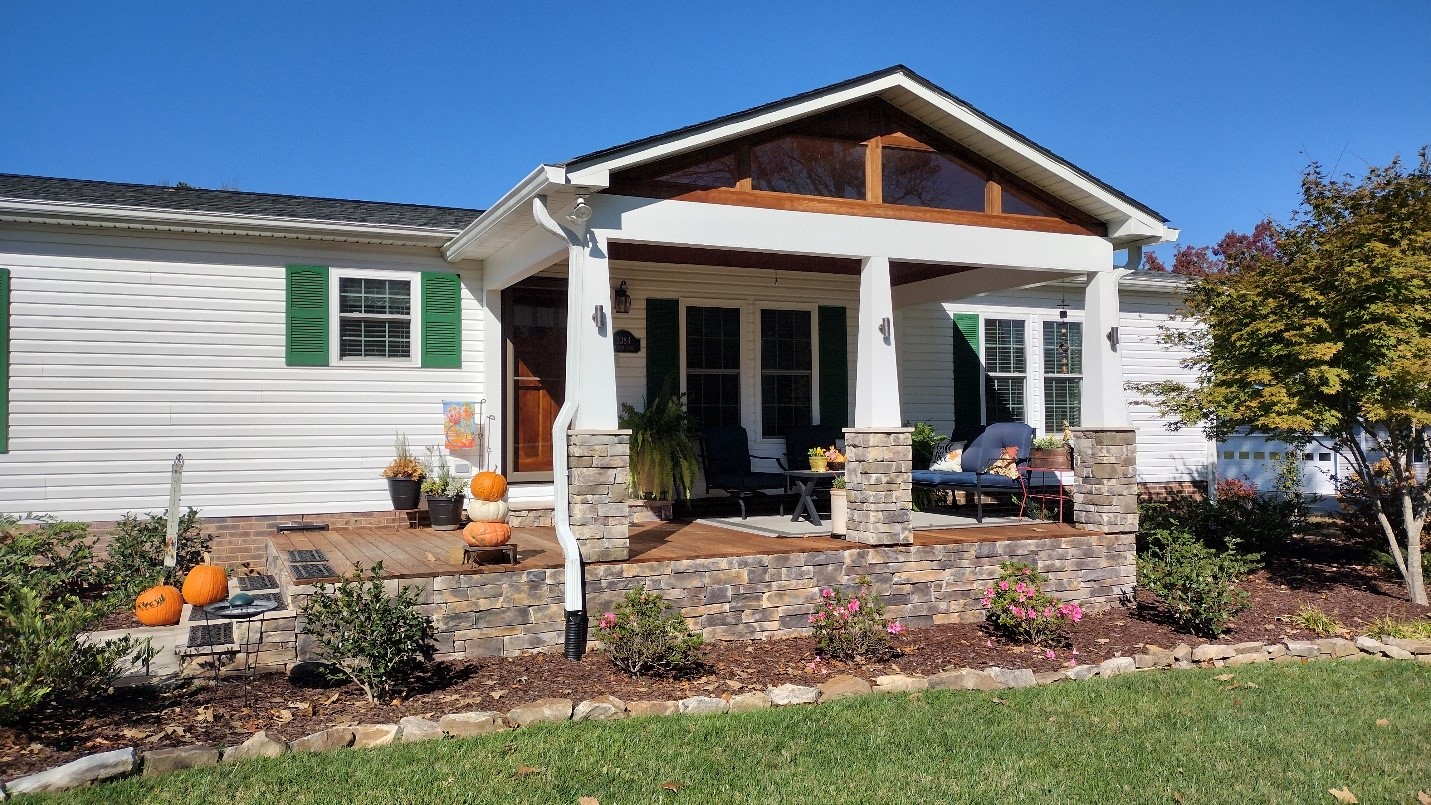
xmin=1080 ymin=269 xmax=1130 ymax=427
xmin=854 ymin=255 xmax=902 ymax=427
xmin=570 ymin=230 xmax=619 ymax=430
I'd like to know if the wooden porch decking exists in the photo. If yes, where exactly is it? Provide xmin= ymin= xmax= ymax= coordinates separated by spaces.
xmin=270 ymin=519 xmax=1095 ymax=584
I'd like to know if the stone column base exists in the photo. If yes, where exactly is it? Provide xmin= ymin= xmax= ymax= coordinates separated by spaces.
xmin=842 ymin=427 xmax=913 ymax=545
xmin=1069 ymin=427 xmax=1139 ymax=534
xmin=568 ymin=430 xmax=631 ymax=562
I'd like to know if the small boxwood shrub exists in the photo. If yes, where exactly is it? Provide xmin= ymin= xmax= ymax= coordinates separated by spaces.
xmin=597 ymin=586 xmax=703 ymax=677
xmin=1138 ymin=528 xmax=1259 ymax=636
xmin=299 ymin=562 xmax=435 ymax=702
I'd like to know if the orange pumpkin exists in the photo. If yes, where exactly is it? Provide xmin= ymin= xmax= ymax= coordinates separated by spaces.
xmin=182 ymin=564 xmax=228 ymax=606
xmin=462 ymin=521 xmax=512 ymax=547
xmin=135 ymin=584 xmax=183 ymax=626
xmin=469 ymin=471 xmax=507 ymax=501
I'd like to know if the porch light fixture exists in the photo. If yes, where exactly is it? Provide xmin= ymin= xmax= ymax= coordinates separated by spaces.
xmin=613 ymin=281 xmax=632 ymax=314
xmin=878 ymin=317 xmax=891 ymax=339
xmin=592 ymin=304 xmax=606 ymax=331
xmin=1106 ymin=326 xmax=1120 ymax=349
xmin=1057 ymin=292 xmax=1070 ymax=320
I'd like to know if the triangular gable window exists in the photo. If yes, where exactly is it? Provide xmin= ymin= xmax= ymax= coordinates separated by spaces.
xmin=881 ymin=147 xmax=986 ymax=212
xmin=751 ymin=136 xmax=866 ymax=200
xmin=1000 ymin=187 xmax=1057 ymax=218
xmin=653 ymin=154 xmax=738 ymax=189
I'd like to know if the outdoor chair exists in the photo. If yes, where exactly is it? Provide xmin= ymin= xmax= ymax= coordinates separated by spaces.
xmin=699 ymin=425 xmax=789 ymax=519
xmin=783 ymin=424 xmax=843 ymax=471
xmin=911 ymin=422 xmax=1035 ymax=523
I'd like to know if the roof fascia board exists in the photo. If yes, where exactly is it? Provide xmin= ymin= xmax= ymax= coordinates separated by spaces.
xmin=0 ymin=198 xmax=457 ymax=246
xmin=442 ymin=165 xmax=565 ymax=262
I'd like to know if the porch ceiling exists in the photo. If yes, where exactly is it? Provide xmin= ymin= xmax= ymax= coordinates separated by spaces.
xmin=608 ymin=242 xmax=978 ymax=286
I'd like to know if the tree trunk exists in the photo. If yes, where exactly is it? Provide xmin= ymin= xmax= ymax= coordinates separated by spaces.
xmin=1401 ymin=489 xmax=1427 ymax=605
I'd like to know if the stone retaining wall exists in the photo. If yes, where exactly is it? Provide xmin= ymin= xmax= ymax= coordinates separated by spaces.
xmin=567 ymin=430 xmax=631 ymax=562
xmin=269 ymin=531 xmax=1134 ymax=660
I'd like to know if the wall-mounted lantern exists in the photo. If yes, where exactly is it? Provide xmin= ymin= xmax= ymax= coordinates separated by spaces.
xmin=613 ymin=281 xmax=632 ymax=315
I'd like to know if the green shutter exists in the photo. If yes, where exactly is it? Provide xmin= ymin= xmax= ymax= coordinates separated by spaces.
xmin=818 ymin=306 xmax=848 ymax=429
xmin=421 ymin=271 xmax=462 ymax=368
xmin=285 ymin=265 xmax=329 ymax=367
xmin=0 ymin=268 xmax=9 ymax=453
xmin=952 ymin=313 xmax=981 ymax=433
xmin=645 ymin=298 xmax=680 ymax=403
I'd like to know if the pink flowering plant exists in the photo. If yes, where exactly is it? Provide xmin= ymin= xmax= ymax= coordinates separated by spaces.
xmin=596 ymin=586 xmax=704 ymax=677
xmin=808 ymin=576 xmax=905 ymax=660
xmin=979 ymin=562 xmax=1084 ymax=646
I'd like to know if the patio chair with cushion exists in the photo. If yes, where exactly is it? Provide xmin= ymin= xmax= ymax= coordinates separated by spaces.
xmin=699 ymin=425 xmax=789 ymax=519
xmin=783 ymin=423 xmax=843 ymax=471
xmin=911 ymin=422 xmax=1034 ymax=523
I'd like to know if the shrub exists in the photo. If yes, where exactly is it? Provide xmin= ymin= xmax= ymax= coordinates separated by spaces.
xmin=101 ymin=508 xmax=209 ymax=595
xmin=808 ymin=577 xmax=904 ymax=660
xmin=1139 ymin=475 xmax=1303 ymax=557
xmin=0 ymin=514 xmax=143 ymax=724
xmin=1138 ymin=528 xmax=1259 ymax=636
xmin=980 ymin=562 xmax=1083 ymax=646
xmin=1289 ymin=605 xmax=1343 ymax=636
xmin=299 ymin=562 xmax=435 ymax=702
xmin=597 ymin=586 xmax=703 ymax=676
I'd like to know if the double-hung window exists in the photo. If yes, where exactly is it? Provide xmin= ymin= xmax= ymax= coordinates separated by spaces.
xmin=1043 ymin=320 xmax=1082 ymax=433
xmin=336 ymin=273 xmax=416 ymax=361
xmin=684 ymin=306 xmax=742 ymax=427
xmin=759 ymin=309 xmax=813 ymax=438
xmin=983 ymin=318 xmax=1026 ymax=423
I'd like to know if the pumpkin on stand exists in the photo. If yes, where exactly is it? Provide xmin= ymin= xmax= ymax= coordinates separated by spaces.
xmin=465 ymin=497 xmax=509 ymax=523
xmin=462 ymin=520 xmax=512 ymax=547
xmin=469 ymin=471 xmax=507 ymax=501
xmin=135 ymin=584 xmax=183 ymax=626
xmin=181 ymin=562 xmax=228 ymax=606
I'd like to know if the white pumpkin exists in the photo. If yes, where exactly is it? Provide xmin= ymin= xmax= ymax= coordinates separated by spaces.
xmin=465 ymin=498 xmax=509 ymax=523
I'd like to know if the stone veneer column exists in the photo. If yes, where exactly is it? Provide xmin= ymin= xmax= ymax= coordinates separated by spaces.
xmin=1069 ymin=427 xmax=1139 ymax=534
xmin=567 ymin=430 xmax=631 ymax=562
xmin=841 ymin=427 xmax=914 ymax=545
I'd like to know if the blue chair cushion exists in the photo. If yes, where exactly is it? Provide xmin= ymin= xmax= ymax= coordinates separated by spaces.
xmin=911 ymin=470 xmax=1023 ymax=489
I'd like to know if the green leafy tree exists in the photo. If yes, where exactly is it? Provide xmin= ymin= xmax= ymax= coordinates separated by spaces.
xmin=1135 ymin=150 xmax=1431 ymax=604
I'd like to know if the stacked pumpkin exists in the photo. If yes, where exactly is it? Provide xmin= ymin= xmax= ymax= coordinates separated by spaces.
xmin=463 ymin=470 xmax=512 ymax=547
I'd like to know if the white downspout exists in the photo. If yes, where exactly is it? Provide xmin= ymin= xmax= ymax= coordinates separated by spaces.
xmin=531 ymin=195 xmax=591 ymax=654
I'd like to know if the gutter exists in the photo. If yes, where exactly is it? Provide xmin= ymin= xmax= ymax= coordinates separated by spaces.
xmin=0 ymin=198 xmax=460 ymax=247
xmin=442 ymin=165 xmax=571 ymax=262
xmin=529 ymin=193 xmax=592 ymax=660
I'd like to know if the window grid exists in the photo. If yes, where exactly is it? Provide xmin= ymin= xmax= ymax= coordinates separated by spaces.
xmin=337 ymin=276 xmax=413 ymax=360
xmin=984 ymin=319 xmax=1026 ymax=424
xmin=685 ymin=306 xmax=742 ymax=428
xmin=760 ymin=309 xmax=813 ymax=438
xmin=1042 ymin=320 xmax=1082 ymax=433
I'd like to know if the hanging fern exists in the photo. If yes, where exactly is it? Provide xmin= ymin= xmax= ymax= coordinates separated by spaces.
xmin=619 ymin=387 xmax=699 ymax=501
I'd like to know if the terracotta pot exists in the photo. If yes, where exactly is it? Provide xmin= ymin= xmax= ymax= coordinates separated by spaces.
xmin=1029 ymin=447 xmax=1073 ymax=470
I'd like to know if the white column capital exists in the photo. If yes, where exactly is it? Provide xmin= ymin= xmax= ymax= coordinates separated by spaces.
xmin=1080 ymin=269 xmax=1129 ymax=427
xmin=571 ymin=231 xmax=619 ymax=430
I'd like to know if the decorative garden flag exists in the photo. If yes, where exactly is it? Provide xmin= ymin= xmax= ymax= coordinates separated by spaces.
xmin=443 ymin=401 xmax=478 ymax=450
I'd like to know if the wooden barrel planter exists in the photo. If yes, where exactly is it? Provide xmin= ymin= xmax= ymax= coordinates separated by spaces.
xmin=1029 ymin=448 xmax=1073 ymax=470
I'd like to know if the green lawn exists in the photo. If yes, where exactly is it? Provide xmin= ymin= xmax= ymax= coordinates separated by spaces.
xmin=23 ymin=662 xmax=1431 ymax=805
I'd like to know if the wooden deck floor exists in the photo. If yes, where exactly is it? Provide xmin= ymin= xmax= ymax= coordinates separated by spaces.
xmin=270 ymin=520 xmax=1094 ymax=583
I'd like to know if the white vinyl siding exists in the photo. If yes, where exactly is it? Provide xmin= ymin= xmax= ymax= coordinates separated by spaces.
xmin=0 ymin=226 xmax=485 ymax=520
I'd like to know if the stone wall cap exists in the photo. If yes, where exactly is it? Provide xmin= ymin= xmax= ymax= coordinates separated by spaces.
xmin=842 ymin=427 xmax=915 ymax=434
xmin=568 ymin=429 xmax=632 ymax=436
xmin=1070 ymin=427 xmax=1137 ymax=433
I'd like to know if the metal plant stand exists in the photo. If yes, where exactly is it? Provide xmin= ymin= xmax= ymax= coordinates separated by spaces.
xmin=202 ymin=598 xmax=279 ymax=691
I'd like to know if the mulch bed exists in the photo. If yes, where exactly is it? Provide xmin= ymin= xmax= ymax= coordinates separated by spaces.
xmin=4 ymin=529 xmax=1426 ymax=782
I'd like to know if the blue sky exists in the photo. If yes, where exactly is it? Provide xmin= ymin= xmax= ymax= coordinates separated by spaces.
xmin=2 ymin=1 xmax=1428 ymax=258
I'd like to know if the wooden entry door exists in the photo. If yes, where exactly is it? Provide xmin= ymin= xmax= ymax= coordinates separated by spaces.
xmin=504 ymin=279 xmax=566 ymax=480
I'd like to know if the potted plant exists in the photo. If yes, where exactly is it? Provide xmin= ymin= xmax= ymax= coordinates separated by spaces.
xmin=807 ymin=446 xmax=829 ymax=473
xmin=381 ymin=434 xmax=426 ymax=510
xmin=829 ymin=476 xmax=848 ymax=537
xmin=619 ymin=388 xmax=699 ymax=520
xmin=1030 ymin=434 xmax=1073 ymax=470
xmin=823 ymin=445 xmax=846 ymax=471
xmin=421 ymin=447 xmax=467 ymax=531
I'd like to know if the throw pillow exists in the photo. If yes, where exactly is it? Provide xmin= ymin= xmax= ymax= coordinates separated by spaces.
xmin=988 ymin=445 xmax=1021 ymax=479
xmin=929 ymin=441 xmax=965 ymax=472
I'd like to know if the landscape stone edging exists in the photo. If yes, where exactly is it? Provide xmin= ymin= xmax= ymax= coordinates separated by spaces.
xmin=8 ymin=635 xmax=1429 ymax=795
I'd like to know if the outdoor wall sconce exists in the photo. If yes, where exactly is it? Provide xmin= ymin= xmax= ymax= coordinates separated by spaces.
xmin=613 ymin=281 xmax=632 ymax=314
xmin=592 ymin=304 xmax=606 ymax=330
xmin=1106 ymin=326 xmax=1120 ymax=349
xmin=878 ymin=317 xmax=891 ymax=339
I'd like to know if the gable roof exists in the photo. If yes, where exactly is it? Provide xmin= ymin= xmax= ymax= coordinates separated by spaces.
xmin=0 ymin=173 xmax=482 ymax=232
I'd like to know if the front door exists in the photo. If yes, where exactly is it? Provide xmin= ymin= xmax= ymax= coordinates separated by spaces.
xmin=504 ymin=278 xmax=566 ymax=481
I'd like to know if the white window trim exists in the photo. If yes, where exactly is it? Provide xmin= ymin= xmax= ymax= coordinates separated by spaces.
xmin=754 ymin=302 xmax=821 ymax=441
xmin=1039 ymin=316 xmax=1085 ymax=435
xmin=329 ymin=268 xmax=420 ymax=366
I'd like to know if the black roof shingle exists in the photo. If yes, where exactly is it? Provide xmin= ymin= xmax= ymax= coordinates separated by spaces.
xmin=0 ymin=173 xmax=484 ymax=231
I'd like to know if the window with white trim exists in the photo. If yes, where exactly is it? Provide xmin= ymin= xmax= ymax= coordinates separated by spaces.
xmin=684 ymin=305 xmax=742 ymax=427
xmin=335 ymin=273 xmax=416 ymax=361
xmin=759 ymin=308 xmax=813 ymax=438
xmin=983 ymin=318 xmax=1026 ymax=423
xmin=1043 ymin=320 xmax=1082 ymax=433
